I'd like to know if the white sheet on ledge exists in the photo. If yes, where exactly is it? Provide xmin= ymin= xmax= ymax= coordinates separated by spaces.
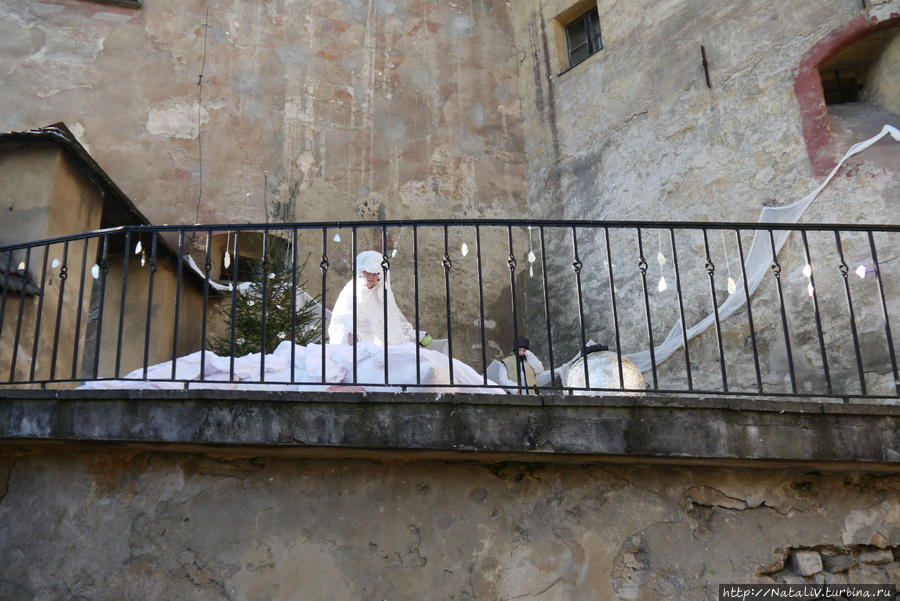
xmin=624 ymin=124 xmax=900 ymax=373
xmin=78 ymin=340 xmax=503 ymax=395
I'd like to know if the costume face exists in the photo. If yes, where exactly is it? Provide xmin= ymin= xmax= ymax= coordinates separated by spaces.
xmin=362 ymin=270 xmax=380 ymax=289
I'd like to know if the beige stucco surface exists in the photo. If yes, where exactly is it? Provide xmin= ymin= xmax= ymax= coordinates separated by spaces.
xmin=866 ymin=30 xmax=900 ymax=115
xmin=0 ymin=0 xmax=527 ymax=226
xmin=0 ymin=449 xmax=898 ymax=600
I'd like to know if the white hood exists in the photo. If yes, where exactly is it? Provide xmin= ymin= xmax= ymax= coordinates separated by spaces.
xmin=328 ymin=250 xmax=417 ymax=346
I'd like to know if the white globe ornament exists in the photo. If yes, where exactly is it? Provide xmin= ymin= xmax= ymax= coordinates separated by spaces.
xmin=566 ymin=351 xmax=645 ymax=395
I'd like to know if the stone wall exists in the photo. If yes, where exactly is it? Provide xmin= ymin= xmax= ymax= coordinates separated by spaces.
xmin=507 ymin=0 xmax=900 ymax=387
xmin=1 ymin=0 xmax=527 ymax=226
xmin=1 ymin=448 xmax=898 ymax=600
xmin=0 ymin=0 xmax=533 ymax=364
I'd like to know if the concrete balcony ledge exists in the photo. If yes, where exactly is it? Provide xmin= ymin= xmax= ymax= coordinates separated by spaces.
xmin=0 ymin=389 xmax=898 ymax=467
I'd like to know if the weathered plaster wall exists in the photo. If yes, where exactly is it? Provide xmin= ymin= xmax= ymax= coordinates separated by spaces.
xmin=866 ymin=30 xmax=900 ymax=115
xmin=507 ymin=0 xmax=900 ymax=389
xmin=0 ymin=0 xmax=531 ymax=363
xmin=510 ymin=0 xmax=899 ymax=222
xmin=0 ymin=147 xmax=55 ymax=247
xmin=1 ymin=449 xmax=898 ymax=600
xmin=0 ymin=0 xmax=527 ymax=225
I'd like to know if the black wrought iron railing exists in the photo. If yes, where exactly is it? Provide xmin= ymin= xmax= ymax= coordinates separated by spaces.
xmin=0 ymin=220 xmax=897 ymax=399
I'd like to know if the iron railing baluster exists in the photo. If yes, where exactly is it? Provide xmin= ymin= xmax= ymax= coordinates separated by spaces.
xmin=142 ymin=232 xmax=158 ymax=379
xmin=49 ymin=241 xmax=69 ymax=382
xmin=538 ymin=226 xmax=555 ymax=390
xmin=230 ymin=231 xmax=240 ymax=381
xmin=9 ymin=247 xmax=31 ymax=381
xmin=114 ymin=230 xmax=131 ymax=378
xmin=413 ymin=225 xmax=421 ymax=385
xmin=507 ymin=225 xmax=521 ymax=392
xmin=290 ymin=227 xmax=298 ymax=383
xmin=72 ymin=239 xmax=89 ymax=380
xmin=92 ymin=236 xmax=109 ymax=380
xmin=320 ymin=228 xmax=328 ymax=384
xmin=443 ymin=224 xmax=454 ymax=385
xmin=29 ymin=244 xmax=50 ymax=383
xmin=800 ymin=230 xmax=831 ymax=394
xmin=171 ymin=230 xmax=184 ymax=380
xmin=768 ymin=229 xmax=796 ymax=394
xmin=572 ymin=227 xmax=589 ymax=390
xmin=868 ymin=231 xmax=899 ymax=396
xmin=834 ymin=230 xmax=865 ymax=396
xmin=475 ymin=225 xmax=487 ymax=386
xmin=200 ymin=232 xmax=212 ymax=383
xmin=735 ymin=229 xmax=763 ymax=393
xmin=351 ymin=226 xmax=358 ymax=385
xmin=702 ymin=229 xmax=728 ymax=392
xmin=382 ymin=225 xmax=390 ymax=385
xmin=259 ymin=230 xmax=269 ymax=382
xmin=636 ymin=228 xmax=658 ymax=390
xmin=669 ymin=228 xmax=692 ymax=391
xmin=603 ymin=227 xmax=623 ymax=390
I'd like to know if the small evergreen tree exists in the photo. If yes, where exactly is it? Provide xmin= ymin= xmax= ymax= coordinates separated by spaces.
xmin=209 ymin=250 xmax=321 ymax=356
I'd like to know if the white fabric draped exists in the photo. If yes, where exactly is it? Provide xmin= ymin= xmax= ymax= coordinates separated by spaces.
xmin=78 ymin=340 xmax=502 ymax=394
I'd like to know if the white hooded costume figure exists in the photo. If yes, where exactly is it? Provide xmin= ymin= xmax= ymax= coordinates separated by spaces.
xmin=328 ymin=250 xmax=418 ymax=346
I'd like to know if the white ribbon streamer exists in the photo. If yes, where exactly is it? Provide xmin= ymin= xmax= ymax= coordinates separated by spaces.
xmin=625 ymin=124 xmax=900 ymax=372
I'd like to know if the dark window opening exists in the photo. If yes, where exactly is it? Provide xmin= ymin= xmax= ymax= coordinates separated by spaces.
xmin=565 ymin=7 xmax=602 ymax=68
xmin=819 ymin=27 xmax=899 ymax=105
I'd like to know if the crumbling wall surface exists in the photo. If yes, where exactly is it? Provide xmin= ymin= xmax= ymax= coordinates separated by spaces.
xmin=510 ymin=0 xmax=899 ymax=222
xmin=0 ymin=0 xmax=526 ymax=225
xmin=0 ymin=450 xmax=897 ymax=600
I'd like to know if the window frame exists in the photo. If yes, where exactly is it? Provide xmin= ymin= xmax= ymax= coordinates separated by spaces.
xmin=564 ymin=7 xmax=603 ymax=69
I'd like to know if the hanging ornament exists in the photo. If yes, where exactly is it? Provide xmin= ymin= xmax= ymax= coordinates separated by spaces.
xmin=721 ymin=231 xmax=736 ymax=295
xmin=657 ymin=276 xmax=667 ymax=292
xmin=807 ymin=282 xmax=815 ymax=297
xmin=140 ymin=251 xmax=146 ymax=267
xmin=223 ymin=232 xmax=231 ymax=269
xmin=526 ymin=226 xmax=536 ymax=269
xmin=656 ymin=251 xmax=666 ymax=266
xmin=17 ymin=261 xmax=25 ymax=272
xmin=333 ymin=233 xmax=341 ymax=243
xmin=391 ymin=248 xmax=398 ymax=258
xmin=91 ymin=264 xmax=100 ymax=279
xmin=460 ymin=242 xmax=469 ymax=257
xmin=134 ymin=240 xmax=142 ymax=255
xmin=855 ymin=265 xmax=866 ymax=279
xmin=529 ymin=264 xmax=534 ymax=278
xmin=51 ymin=258 xmax=61 ymax=269
xmin=802 ymin=264 xmax=812 ymax=278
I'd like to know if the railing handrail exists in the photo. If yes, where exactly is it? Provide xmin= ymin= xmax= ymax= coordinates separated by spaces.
xmin=1 ymin=220 xmax=898 ymax=253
